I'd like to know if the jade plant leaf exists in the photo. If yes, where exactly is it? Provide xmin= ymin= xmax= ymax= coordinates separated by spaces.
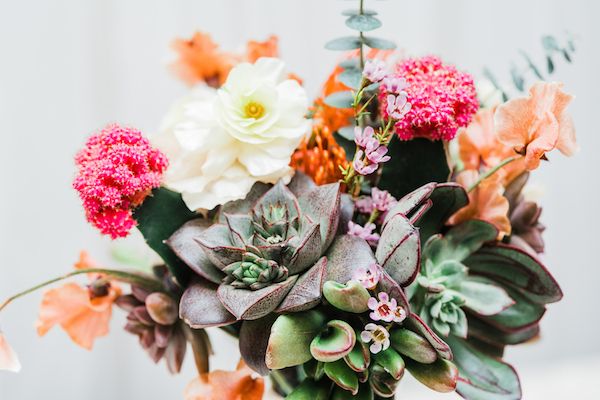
xmin=390 ymin=328 xmax=437 ymax=364
xmin=344 ymin=336 xmax=370 ymax=372
xmin=405 ymin=358 xmax=458 ymax=393
xmin=266 ymin=310 xmax=326 ymax=370
xmin=323 ymin=280 xmax=370 ymax=313
xmin=375 ymin=213 xmax=420 ymax=286
xmin=332 ymin=383 xmax=374 ymax=400
xmin=133 ymin=187 xmax=198 ymax=285
xmin=286 ymin=378 xmax=332 ymax=400
xmin=311 ymin=320 xmax=356 ymax=362
xmin=404 ymin=314 xmax=453 ymax=360
xmin=324 ymin=359 xmax=359 ymax=395
xmin=373 ymin=348 xmax=405 ymax=380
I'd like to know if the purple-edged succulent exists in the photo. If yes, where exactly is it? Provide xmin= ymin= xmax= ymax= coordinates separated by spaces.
xmin=505 ymin=172 xmax=545 ymax=254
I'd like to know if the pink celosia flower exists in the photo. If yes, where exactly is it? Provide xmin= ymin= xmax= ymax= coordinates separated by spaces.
xmin=368 ymin=292 xmax=406 ymax=323
xmin=381 ymin=76 xmax=407 ymax=94
xmin=353 ymin=263 xmax=382 ymax=290
xmin=348 ymin=221 xmax=380 ymax=246
xmin=363 ymin=59 xmax=387 ymax=83
xmin=381 ymin=56 xmax=478 ymax=141
xmin=386 ymin=93 xmax=411 ymax=120
xmin=352 ymin=150 xmax=378 ymax=176
xmin=360 ymin=323 xmax=390 ymax=354
xmin=371 ymin=188 xmax=397 ymax=212
xmin=73 ymin=124 xmax=169 ymax=238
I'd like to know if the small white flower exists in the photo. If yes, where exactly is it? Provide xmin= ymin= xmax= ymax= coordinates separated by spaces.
xmin=360 ymin=323 xmax=390 ymax=354
xmin=363 ymin=59 xmax=387 ymax=83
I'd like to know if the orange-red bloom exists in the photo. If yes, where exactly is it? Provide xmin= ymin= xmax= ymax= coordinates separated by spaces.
xmin=291 ymin=124 xmax=348 ymax=185
xmin=246 ymin=35 xmax=279 ymax=63
xmin=184 ymin=360 xmax=264 ymax=400
xmin=495 ymin=81 xmax=577 ymax=170
xmin=36 ymin=252 xmax=121 ymax=350
xmin=449 ymin=170 xmax=511 ymax=238
xmin=312 ymin=65 xmax=355 ymax=133
xmin=0 ymin=331 xmax=21 ymax=372
xmin=458 ymin=107 xmax=526 ymax=185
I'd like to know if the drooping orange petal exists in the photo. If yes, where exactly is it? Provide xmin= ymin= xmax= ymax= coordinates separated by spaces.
xmin=0 ymin=331 xmax=21 ymax=372
xmin=449 ymin=170 xmax=511 ymax=238
xmin=246 ymin=35 xmax=279 ymax=63
xmin=184 ymin=360 xmax=264 ymax=400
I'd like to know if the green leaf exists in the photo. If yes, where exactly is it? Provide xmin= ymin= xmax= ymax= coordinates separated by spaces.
xmin=457 ymin=277 xmax=515 ymax=316
xmin=546 ymin=55 xmax=555 ymax=74
xmin=324 ymin=359 xmax=359 ymax=395
xmin=344 ymin=337 xmax=370 ymax=372
xmin=446 ymin=336 xmax=521 ymax=400
xmin=390 ymin=328 xmax=437 ymax=364
xmin=133 ymin=187 xmax=198 ymax=285
xmin=266 ymin=310 xmax=326 ymax=369
xmin=311 ymin=320 xmax=356 ymax=362
xmin=337 ymin=126 xmax=356 ymax=142
xmin=338 ymin=58 xmax=361 ymax=69
xmin=482 ymin=68 xmax=509 ymax=102
xmin=346 ymin=15 xmax=382 ymax=32
xmin=481 ymin=284 xmax=546 ymax=330
xmin=375 ymin=213 xmax=420 ymax=286
xmin=363 ymin=36 xmax=396 ymax=50
xmin=338 ymin=68 xmax=363 ymax=90
xmin=332 ymin=383 xmax=374 ymax=400
xmin=323 ymin=280 xmax=371 ymax=313
xmin=286 ymin=378 xmax=332 ymax=400
xmin=405 ymin=358 xmax=458 ymax=393
xmin=519 ymin=50 xmax=544 ymax=80
xmin=373 ymin=348 xmax=405 ymax=380
xmin=562 ymin=48 xmax=572 ymax=62
xmin=541 ymin=35 xmax=560 ymax=52
xmin=325 ymin=36 xmax=362 ymax=51
xmin=510 ymin=64 xmax=525 ymax=91
xmin=416 ymin=183 xmax=468 ymax=243
xmin=324 ymin=91 xmax=354 ymax=109
xmin=341 ymin=9 xmax=377 ymax=17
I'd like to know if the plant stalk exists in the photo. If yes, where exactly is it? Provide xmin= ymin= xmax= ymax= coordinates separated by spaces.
xmin=467 ymin=155 xmax=521 ymax=193
xmin=270 ymin=370 xmax=295 ymax=396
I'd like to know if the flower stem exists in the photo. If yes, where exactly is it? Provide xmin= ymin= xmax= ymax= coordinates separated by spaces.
xmin=467 ymin=155 xmax=521 ymax=193
xmin=270 ymin=370 xmax=295 ymax=396
xmin=0 ymin=268 xmax=163 ymax=312
xmin=367 ymin=209 xmax=380 ymax=224
xmin=358 ymin=0 xmax=365 ymax=70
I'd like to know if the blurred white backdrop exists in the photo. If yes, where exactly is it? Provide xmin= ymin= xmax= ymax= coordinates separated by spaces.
xmin=0 ymin=0 xmax=599 ymax=399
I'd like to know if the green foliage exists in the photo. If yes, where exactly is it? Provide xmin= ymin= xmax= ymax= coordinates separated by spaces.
xmin=325 ymin=37 xmax=363 ymax=51
xmin=324 ymin=91 xmax=354 ymax=109
xmin=362 ymin=36 xmax=396 ymax=50
xmin=346 ymin=15 xmax=382 ymax=32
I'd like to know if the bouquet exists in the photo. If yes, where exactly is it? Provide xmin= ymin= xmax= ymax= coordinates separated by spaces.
xmin=0 ymin=1 xmax=578 ymax=399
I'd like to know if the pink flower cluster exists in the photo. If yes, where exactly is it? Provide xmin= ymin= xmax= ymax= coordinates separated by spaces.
xmin=73 ymin=124 xmax=169 ymax=238
xmin=353 ymin=126 xmax=390 ymax=176
xmin=355 ymin=188 xmax=398 ymax=215
xmin=381 ymin=55 xmax=478 ymax=141
xmin=348 ymin=221 xmax=380 ymax=246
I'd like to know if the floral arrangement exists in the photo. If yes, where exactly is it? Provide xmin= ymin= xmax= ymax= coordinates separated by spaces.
xmin=0 ymin=2 xmax=578 ymax=400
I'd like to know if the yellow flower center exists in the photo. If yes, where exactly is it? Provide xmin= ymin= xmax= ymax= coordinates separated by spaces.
xmin=244 ymin=101 xmax=265 ymax=119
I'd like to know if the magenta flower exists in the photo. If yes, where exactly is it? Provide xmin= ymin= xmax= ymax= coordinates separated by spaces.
xmin=352 ymin=150 xmax=378 ymax=176
xmin=371 ymin=188 xmax=397 ymax=212
xmin=353 ymin=263 xmax=382 ymax=290
xmin=363 ymin=59 xmax=387 ymax=83
xmin=73 ymin=124 xmax=169 ymax=238
xmin=386 ymin=93 xmax=411 ymax=120
xmin=348 ymin=221 xmax=380 ymax=246
xmin=360 ymin=323 xmax=390 ymax=354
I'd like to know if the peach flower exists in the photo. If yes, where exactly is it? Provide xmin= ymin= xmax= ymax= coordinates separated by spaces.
xmin=36 ymin=253 xmax=121 ymax=350
xmin=246 ymin=35 xmax=279 ymax=63
xmin=0 ymin=330 xmax=21 ymax=372
xmin=184 ymin=360 xmax=264 ymax=400
xmin=495 ymin=82 xmax=577 ymax=170
xmin=449 ymin=170 xmax=511 ymax=237
xmin=458 ymin=107 xmax=526 ymax=184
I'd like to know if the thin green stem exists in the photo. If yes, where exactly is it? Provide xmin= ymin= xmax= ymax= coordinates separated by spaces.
xmin=270 ymin=370 xmax=295 ymax=396
xmin=367 ymin=209 xmax=380 ymax=224
xmin=467 ymin=155 xmax=522 ymax=193
xmin=0 ymin=268 xmax=163 ymax=312
xmin=358 ymin=0 xmax=365 ymax=70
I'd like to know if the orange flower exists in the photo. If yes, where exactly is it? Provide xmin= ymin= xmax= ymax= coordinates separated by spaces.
xmin=184 ymin=360 xmax=264 ymax=400
xmin=458 ymin=107 xmax=526 ymax=184
xmin=246 ymin=35 xmax=279 ymax=63
xmin=313 ymin=65 xmax=355 ymax=133
xmin=0 ymin=330 xmax=21 ymax=372
xmin=36 ymin=252 xmax=121 ymax=350
xmin=171 ymin=32 xmax=236 ymax=87
xmin=291 ymin=124 xmax=348 ymax=185
xmin=449 ymin=170 xmax=511 ymax=238
xmin=495 ymin=81 xmax=577 ymax=170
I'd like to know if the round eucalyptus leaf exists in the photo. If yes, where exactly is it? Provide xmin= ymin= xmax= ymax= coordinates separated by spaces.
xmin=324 ymin=91 xmax=354 ymax=109
xmin=341 ymin=9 xmax=378 ymax=16
xmin=346 ymin=14 xmax=382 ymax=32
xmin=363 ymin=36 xmax=397 ymax=50
xmin=325 ymin=36 xmax=362 ymax=51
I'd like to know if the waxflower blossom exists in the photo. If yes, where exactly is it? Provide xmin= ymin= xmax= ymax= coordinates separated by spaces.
xmin=386 ymin=93 xmax=411 ymax=120
xmin=355 ymin=188 xmax=397 ymax=215
xmin=352 ymin=126 xmax=391 ymax=176
xmin=381 ymin=55 xmax=478 ymax=141
xmin=348 ymin=221 xmax=380 ymax=246
xmin=363 ymin=59 xmax=387 ymax=82
xmin=73 ymin=124 xmax=168 ymax=239
xmin=353 ymin=263 xmax=382 ymax=290
xmin=361 ymin=323 xmax=390 ymax=354
xmin=368 ymin=292 xmax=406 ymax=323
xmin=353 ymin=150 xmax=378 ymax=175
xmin=381 ymin=76 xmax=407 ymax=94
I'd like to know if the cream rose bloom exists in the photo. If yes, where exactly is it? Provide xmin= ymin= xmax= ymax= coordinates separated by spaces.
xmin=154 ymin=58 xmax=309 ymax=210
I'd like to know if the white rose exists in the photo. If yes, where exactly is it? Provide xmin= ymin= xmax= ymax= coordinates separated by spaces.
xmin=154 ymin=58 xmax=309 ymax=211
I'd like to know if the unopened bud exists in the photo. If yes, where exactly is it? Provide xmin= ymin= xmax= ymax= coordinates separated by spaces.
xmin=145 ymin=292 xmax=178 ymax=325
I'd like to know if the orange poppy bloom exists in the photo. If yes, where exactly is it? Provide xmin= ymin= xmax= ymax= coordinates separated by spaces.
xmin=36 ymin=252 xmax=121 ymax=350
xmin=246 ymin=35 xmax=279 ymax=63
xmin=449 ymin=170 xmax=511 ymax=238
xmin=0 ymin=330 xmax=21 ymax=372
xmin=458 ymin=107 xmax=526 ymax=185
xmin=495 ymin=82 xmax=577 ymax=170
xmin=184 ymin=360 xmax=264 ymax=400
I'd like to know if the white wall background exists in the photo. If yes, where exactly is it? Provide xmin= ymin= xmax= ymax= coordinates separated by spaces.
xmin=0 ymin=0 xmax=598 ymax=399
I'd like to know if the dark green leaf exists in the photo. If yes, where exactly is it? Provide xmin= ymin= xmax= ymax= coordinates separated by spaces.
xmin=467 ymin=316 xmax=540 ymax=346
xmin=510 ymin=64 xmax=525 ymax=92
xmin=519 ymin=50 xmax=544 ymax=80
xmin=341 ymin=9 xmax=378 ymax=17
xmin=339 ymin=69 xmax=363 ymax=90
xmin=324 ymin=359 xmax=359 ymax=395
xmin=546 ymin=55 xmax=555 ymax=74
xmin=480 ymin=284 xmax=546 ymax=330
xmin=416 ymin=183 xmax=468 ymax=242
xmin=346 ymin=15 xmax=382 ymax=32
xmin=324 ymin=91 xmax=354 ymax=109
xmin=286 ymin=378 xmax=332 ymax=400
xmin=325 ymin=36 xmax=363 ymax=51
xmin=562 ymin=49 xmax=572 ymax=62
xmin=133 ymin=187 xmax=198 ymax=285
xmin=363 ymin=36 xmax=396 ymax=50
xmin=541 ymin=35 xmax=560 ymax=52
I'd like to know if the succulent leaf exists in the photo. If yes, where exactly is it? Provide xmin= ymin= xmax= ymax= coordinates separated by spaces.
xmin=479 ymin=284 xmax=546 ymax=331
xmin=286 ymin=378 xmax=332 ymax=400
xmin=326 ymin=235 xmax=376 ymax=284
xmin=383 ymin=182 xmax=437 ymax=226
xmin=404 ymin=314 xmax=453 ymax=360
xmin=179 ymin=280 xmax=236 ymax=328
xmin=223 ymin=213 xmax=254 ymax=247
xmin=375 ymin=213 xmax=420 ymax=286
xmin=252 ymin=180 xmax=300 ymax=224
xmin=416 ymin=183 xmax=468 ymax=242
xmin=405 ymin=358 xmax=458 ymax=393
xmin=323 ymin=280 xmax=371 ymax=313
xmin=303 ymin=359 xmax=326 ymax=380
xmin=344 ymin=336 xmax=370 ymax=372
xmin=458 ymin=277 xmax=515 ymax=316
xmin=298 ymin=182 xmax=342 ymax=252
xmin=222 ymin=251 xmax=289 ymax=290
xmin=240 ymin=315 xmax=277 ymax=375
xmin=287 ymin=221 xmax=323 ymax=274
xmin=195 ymin=224 xmax=245 ymax=269
xmin=425 ymin=220 xmax=498 ymax=265
xmin=373 ymin=347 xmax=405 ymax=380
xmin=337 ymin=193 xmax=355 ymax=235
xmin=369 ymin=363 xmax=400 ymax=397
xmin=276 ymin=257 xmax=328 ymax=313
xmin=324 ymin=359 xmax=359 ymax=395
xmin=377 ymin=269 xmax=411 ymax=311
xmin=332 ymin=383 xmax=374 ymax=400
xmin=311 ymin=320 xmax=356 ymax=362
xmin=219 ymin=181 xmax=271 ymax=222
xmin=390 ymin=328 xmax=437 ymax=364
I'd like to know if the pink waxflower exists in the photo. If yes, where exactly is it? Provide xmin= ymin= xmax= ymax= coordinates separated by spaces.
xmin=361 ymin=323 xmax=390 ymax=354
xmin=354 ymin=126 xmax=375 ymax=148
xmin=371 ymin=188 xmax=397 ymax=212
xmin=386 ymin=93 xmax=411 ymax=120
xmin=73 ymin=124 xmax=169 ymax=239
xmin=381 ymin=76 xmax=407 ymax=94
xmin=348 ymin=221 xmax=380 ymax=246
xmin=353 ymin=263 xmax=382 ymax=290
xmin=352 ymin=150 xmax=378 ymax=176
xmin=368 ymin=292 xmax=407 ymax=323
xmin=364 ymin=139 xmax=391 ymax=164
xmin=355 ymin=196 xmax=375 ymax=214
xmin=381 ymin=56 xmax=478 ymax=141
xmin=363 ymin=59 xmax=387 ymax=83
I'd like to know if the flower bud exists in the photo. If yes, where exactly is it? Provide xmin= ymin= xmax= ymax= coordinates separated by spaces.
xmin=145 ymin=292 xmax=178 ymax=326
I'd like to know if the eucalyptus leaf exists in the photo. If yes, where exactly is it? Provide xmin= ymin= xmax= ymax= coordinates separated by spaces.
xmin=337 ymin=126 xmax=356 ymax=142
xmin=519 ymin=50 xmax=544 ymax=80
xmin=346 ymin=15 xmax=382 ymax=32
xmin=341 ymin=9 xmax=377 ymax=16
xmin=363 ymin=36 xmax=396 ymax=50
xmin=339 ymin=58 xmax=361 ymax=69
xmin=338 ymin=69 xmax=363 ymax=90
xmin=546 ymin=55 xmax=555 ymax=74
xmin=510 ymin=65 xmax=524 ymax=91
xmin=325 ymin=36 xmax=363 ymax=51
xmin=324 ymin=91 xmax=354 ymax=109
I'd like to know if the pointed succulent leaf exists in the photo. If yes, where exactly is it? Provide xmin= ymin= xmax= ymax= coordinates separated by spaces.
xmin=323 ymin=280 xmax=370 ymax=313
xmin=404 ymin=313 xmax=453 ymax=360
xmin=239 ymin=315 xmax=277 ymax=375
xmin=375 ymin=213 xmax=420 ymax=286
xmin=219 ymin=182 xmax=271 ymax=222
xmin=287 ymin=221 xmax=322 ymax=274
xmin=326 ymin=235 xmax=376 ymax=284
xmin=426 ymin=220 xmax=498 ymax=266
xmin=446 ymin=336 xmax=522 ymax=400
xmin=217 ymin=275 xmax=298 ymax=320
xmin=467 ymin=317 xmax=540 ymax=346
xmin=377 ymin=269 xmax=410 ymax=311
xmin=253 ymin=180 xmax=300 ymax=223
xmin=458 ymin=277 xmax=515 ymax=316
xmin=373 ymin=347 xmax=405 ymax=380
xmin=417 ymin=183 xmax=468 ymax=242
xmin=344 ymin=336 xmax=370 ymax=372
xmin=195 ymin=224 xmax=245 ymax=269
xmin=332 ymin=383 xmax=374 ymax=400
xmin=179 ymin=280 xmax=236 ymax=328
xmin=410 ymin=199 xmax=433 ymax=225
xmin=303 ymin=359 xmax=326 ymax=380
xmin=164 ymin=327 xmax=187 ymax=374
xmin=369 ymin=364 xmax=400 ymax=397
xmin=311 ymin=320 xmax=356 ymax=362
xmin=465 ymin=243 xmax=562 ymax=304
xmin=286 ymin=378 xmax=332 ymax=400
xmin=337 ymin=193 xmax=355 ymax=235
xmin=298 ymin=182 xmax=341 ymax=251
xmin=223 ymin=213 xmax=254 ymax=248
xmin=480 ymin=284 xmax=546 ymax=331
xmin=390 ymin=328 xmax=437 ymax=364
xmin=166 ymin=219 xmax=223 ymax=284
xmin=405 ymin=358 xmax=458 ymax=393
xmin=288 ymin=171 xmax=317 ymax=197
xmin=324 ymin=359 xmax=359 ymax=395
xmin=384 ymin=182 xmax=437 ymax=227
xmin=276 ymin=257 xmax=328 ymax=313
xmin=266 ymin=310 xmax=326 ymax=370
